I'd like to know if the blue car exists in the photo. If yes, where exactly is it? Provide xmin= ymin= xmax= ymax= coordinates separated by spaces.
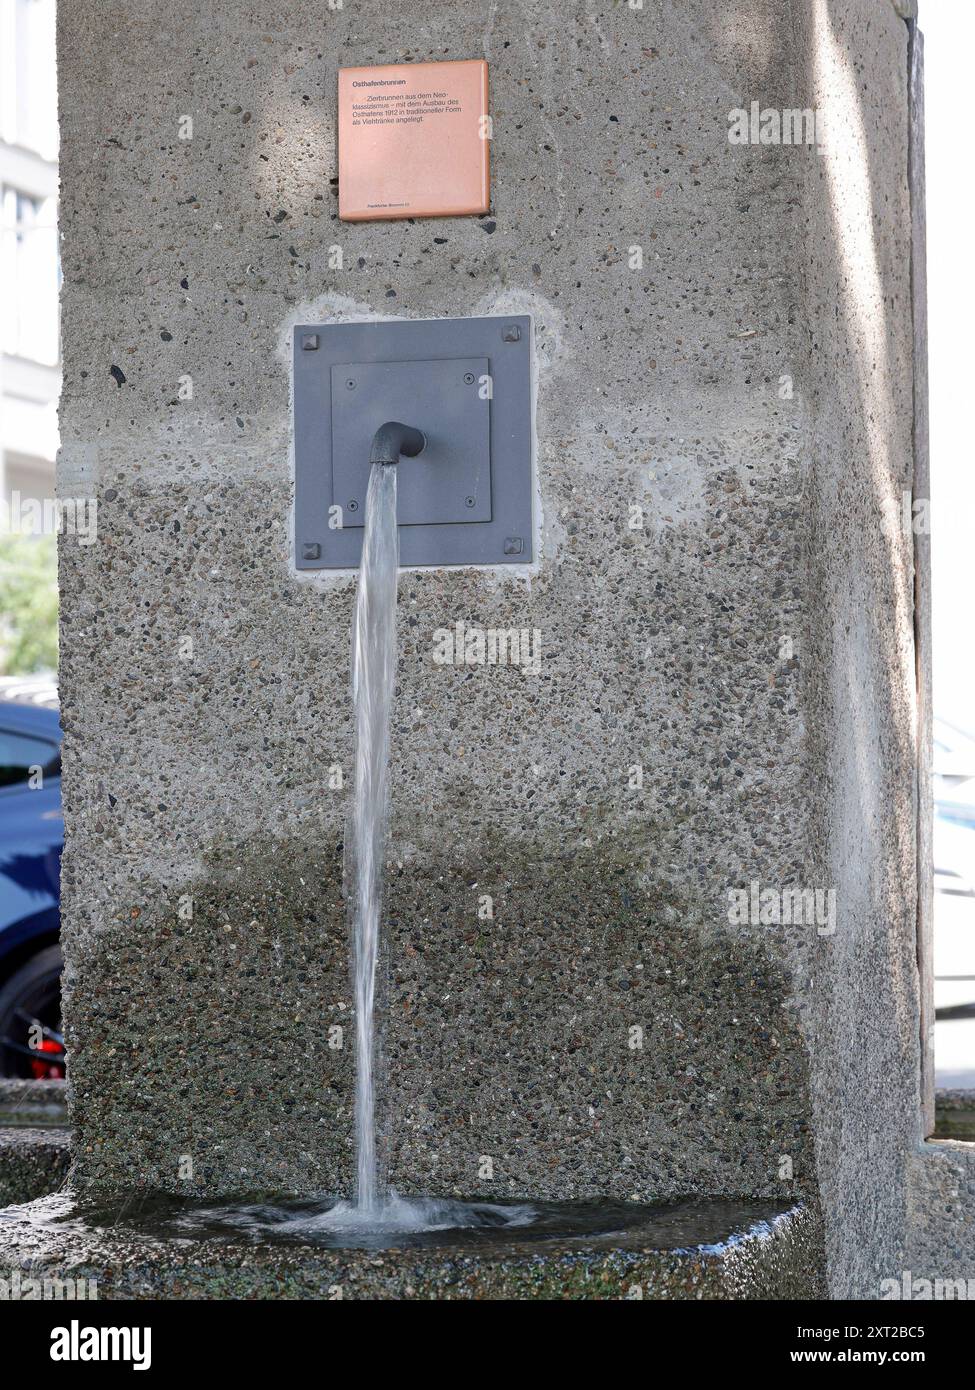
xmin=0 ymin=678 xmax=63 ymax=1079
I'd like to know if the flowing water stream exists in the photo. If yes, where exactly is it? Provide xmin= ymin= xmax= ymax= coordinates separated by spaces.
xmin=334 ymin=461 xmax=529 ymax=1234
xmin=347 ymin=461 xmax=399 ymax=1214
xmin=319 ymin=459 xmax=544 ymax=1236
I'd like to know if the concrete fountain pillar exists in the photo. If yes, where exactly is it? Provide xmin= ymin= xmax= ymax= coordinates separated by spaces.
xmin=33 ymin=0 xmax=963 ymax=1297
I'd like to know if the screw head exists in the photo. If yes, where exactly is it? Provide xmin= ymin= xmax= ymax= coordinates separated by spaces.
xmin=465 ymin=496 xmax=476 ymax=508
xmin=301 ymin=541 xmax=321 ymax=560
xmin=463 ymin=372 xmax=475 ymax=385
xmin=502 ymin=324 xmax=521 ymax=343
xmin=301 ymin=333 xmax=319 ymax=351
xmin=346 ymin=378 xmax=356 ymax=390
xmin=347 ymin=499 xmax=359 ymax=512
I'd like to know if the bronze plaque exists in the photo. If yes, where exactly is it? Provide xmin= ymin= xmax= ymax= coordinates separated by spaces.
xmin=338 ymin=59 xmax=490 ymax=222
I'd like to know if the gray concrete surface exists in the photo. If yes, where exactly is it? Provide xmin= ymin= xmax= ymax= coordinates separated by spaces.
xmin=905 ymin=1141 xmax=975 ymax=1281
xmin=43 ymin=0 xmax=962 ymax=1298
xmin=0 ymin=1079 xmax=67 ymax=1128
xmin=0 ymin=1129 xmax=70 ymax=1207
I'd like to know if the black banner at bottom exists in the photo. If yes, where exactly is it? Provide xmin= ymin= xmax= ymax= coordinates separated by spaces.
xmin=2 ymin=1298 xmax=965 ymax=1374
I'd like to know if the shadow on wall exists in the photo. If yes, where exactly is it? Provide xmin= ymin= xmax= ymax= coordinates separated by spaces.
xmin=65 ymin=829 xmax=818 ymax=1204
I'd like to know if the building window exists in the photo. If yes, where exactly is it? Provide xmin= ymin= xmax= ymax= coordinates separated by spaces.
xmin=0 ymin=185 xmax=59 ymax=364
xmin=0 ymin=0 xmax=58 ymax=160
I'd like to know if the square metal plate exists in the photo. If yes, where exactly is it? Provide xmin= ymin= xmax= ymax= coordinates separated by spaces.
xmin=331 ymin=357 xmax=491 ymax=526
xmin=293 ymin=314 xmax=533 ymax=569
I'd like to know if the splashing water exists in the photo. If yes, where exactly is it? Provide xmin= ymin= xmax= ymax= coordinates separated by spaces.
xmin=347 ymin=462 xmax=399 ymax=1215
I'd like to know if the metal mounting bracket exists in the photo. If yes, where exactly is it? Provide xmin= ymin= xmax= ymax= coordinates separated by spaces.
xmin=293 ymin=314 xmax=533 ymax=569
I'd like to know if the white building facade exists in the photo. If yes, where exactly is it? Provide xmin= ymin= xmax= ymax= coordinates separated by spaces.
xmin=0 ymin=0 xmax=58 ymax=519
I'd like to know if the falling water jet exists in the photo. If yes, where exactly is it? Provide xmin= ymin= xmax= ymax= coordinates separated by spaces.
xmin=338 ymin=424 xmax=543 ymax=1236
xmin=324 ymin=422 xmax=548 ymax=1237
xmin=346 ymin=421 xmax=424 ymax=1216
xmin=332 ymin=424 xmax=545 ymax=1237
xmin=347 ymin=459 xmax=399 ymax=1215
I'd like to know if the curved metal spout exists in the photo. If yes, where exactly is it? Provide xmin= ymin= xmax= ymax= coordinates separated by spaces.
xmin=369 ymin=420 xmax=426 ymax=466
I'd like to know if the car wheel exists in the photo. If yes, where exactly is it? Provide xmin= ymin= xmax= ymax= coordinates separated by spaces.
xmin=0 ymin=945 xmax=65 ymax=1079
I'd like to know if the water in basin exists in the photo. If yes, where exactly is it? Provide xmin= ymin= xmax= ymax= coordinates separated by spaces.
xmin=30 ymin=1192 xmax=794 ymax=1253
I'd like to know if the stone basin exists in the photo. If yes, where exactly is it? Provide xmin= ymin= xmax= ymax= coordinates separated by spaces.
xmin=0 ymin=1192 xmax=824 ymax=1300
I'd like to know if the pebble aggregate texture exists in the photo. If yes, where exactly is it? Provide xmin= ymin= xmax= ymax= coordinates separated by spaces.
xmin=0 ymin=1079 xmax=67 ymax=1128
xmin=0 ymin=1131 xmax=70 ymax=1207
xmin=53 ymin=0 xmax=932 ymax=1297
xmin=905 ymin=1142 xmax=975 ymax=1282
